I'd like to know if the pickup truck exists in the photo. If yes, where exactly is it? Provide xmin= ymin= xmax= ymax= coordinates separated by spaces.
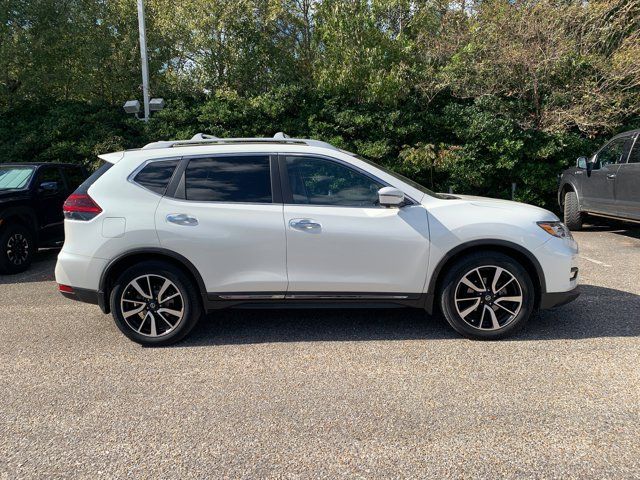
xmin=558 ymin=129 xmax=640 ymax=230
xmin=0 ymin=163 xmax=88 ymax=273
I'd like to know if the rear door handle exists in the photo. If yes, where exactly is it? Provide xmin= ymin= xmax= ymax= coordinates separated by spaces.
xmin=289 ymin=218 xmax=322 ymax=231
xmin=607 ymin=173 xmax=617 ymax=180
xmin=166 ymin=213 xmax=198 ymax=226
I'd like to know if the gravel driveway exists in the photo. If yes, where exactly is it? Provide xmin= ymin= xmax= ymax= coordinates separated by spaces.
xmin=1 ymin=226 xmax=639 ymax=479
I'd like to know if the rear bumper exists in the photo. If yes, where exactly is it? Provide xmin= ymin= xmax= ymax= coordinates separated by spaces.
xmin=539 ymin=287 xmax=580 ymax=309
xmin=59 ymin=287 xmax=108 ymax=313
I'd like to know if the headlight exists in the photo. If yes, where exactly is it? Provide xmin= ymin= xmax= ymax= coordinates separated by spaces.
xmin=537 ymin=221 xmax=573 ymax=239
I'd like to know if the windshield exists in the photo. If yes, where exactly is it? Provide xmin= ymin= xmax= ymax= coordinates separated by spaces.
xmin=344 ymin=151 xmax=445 ymax=199
xmin=0 ymin=166 xmax=35 ymax=190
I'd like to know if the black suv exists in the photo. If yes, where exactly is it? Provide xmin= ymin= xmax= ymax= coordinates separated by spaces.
xmin=559 ymin=129 xmax=640 ymax=230
xmin=0 ymin=163 xmax=88 ymax=273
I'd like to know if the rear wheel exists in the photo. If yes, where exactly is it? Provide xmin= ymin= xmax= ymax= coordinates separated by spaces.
xmin=440 ymin=252 xmax=535 ymax=340
xmin=563 ymin=190 xmax=583 ymax=231
xmin=110 ymin=261 xmax=203 ymax=346
xmin=0 ymin=224 xmax=35 ymax=274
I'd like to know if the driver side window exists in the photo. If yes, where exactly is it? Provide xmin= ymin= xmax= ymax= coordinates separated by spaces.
xmin=285 ymin=156 xmax=385 ymax=207
xmin=593 ymin=137 xmax=629 ymax=168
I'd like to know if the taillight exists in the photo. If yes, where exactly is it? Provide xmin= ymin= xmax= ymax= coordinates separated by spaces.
xmin=63 ymin=193 xmax=102 ymax=220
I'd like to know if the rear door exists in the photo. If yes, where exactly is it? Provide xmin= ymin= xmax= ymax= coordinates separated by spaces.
xmin=35 ymin=165 xmax=67 ymax=244
xmin=155 ymin=154 xmax=288 ymax=295
xmin=581 ymin=137 xmax=630 ymax=214
xmin=615 ymin=135 xmax=640 ymax=221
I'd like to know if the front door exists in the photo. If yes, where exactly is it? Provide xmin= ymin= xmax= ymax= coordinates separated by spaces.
xmin=581 ymin=137 xmax=628 ymax=214
xmin=155 ymin=154 xmax=287 ymax=294
xmin=615 ymin=136 xmax=640 ymax=221
xmin=281 ymin=155 xmax=430 ymax=295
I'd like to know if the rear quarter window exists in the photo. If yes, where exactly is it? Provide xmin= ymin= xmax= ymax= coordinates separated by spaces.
xmin=75 ymin=161 xmax=113 ymax=194
xmin=133 ymin=159 xmax=180 ymax=195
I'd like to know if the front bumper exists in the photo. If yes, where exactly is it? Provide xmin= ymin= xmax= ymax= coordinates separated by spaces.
xmin=539 ymin=286 xmax=580 ymax=309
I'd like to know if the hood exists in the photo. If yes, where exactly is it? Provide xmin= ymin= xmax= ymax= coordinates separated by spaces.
xmin=448 ymin=194 xmax=559 ymax=221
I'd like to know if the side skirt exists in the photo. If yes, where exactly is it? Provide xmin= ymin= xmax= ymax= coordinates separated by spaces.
xmin=204 ymin=292 xmax=431 ymax=312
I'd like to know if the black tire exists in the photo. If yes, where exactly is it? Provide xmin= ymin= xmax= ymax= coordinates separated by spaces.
xmin=0 ymin=224 xmax=35 ymax=274
xmin=563 ymin=190 xmax=583 ymax=231
xmin=439 ymin=252 xmax=535 ymax=340
xmin=110 ymin=261 xmax=203 ymax=346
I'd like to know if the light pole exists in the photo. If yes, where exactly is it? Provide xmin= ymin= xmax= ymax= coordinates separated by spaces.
xmin=123 ymin=0 xmax=164 ymax=120
xmin=137 ymin=0 xmax=150 ymax=121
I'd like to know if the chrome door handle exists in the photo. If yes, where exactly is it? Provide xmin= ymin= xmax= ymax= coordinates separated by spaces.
xmin=166 ymin=213 xmax=198 ymax=226
xmin=289 ymin=218 xmax=322 ymax=231
xmin=607 ymin=173 xmax=617 ymax=179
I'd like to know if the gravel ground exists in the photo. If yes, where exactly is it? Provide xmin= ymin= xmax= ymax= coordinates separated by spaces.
xmin=1 ymin=225 xmax=639 ymax=479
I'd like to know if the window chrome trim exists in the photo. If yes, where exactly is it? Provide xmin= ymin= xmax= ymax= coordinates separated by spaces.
xmin=279 ymin=152 xmax=418 ymax=208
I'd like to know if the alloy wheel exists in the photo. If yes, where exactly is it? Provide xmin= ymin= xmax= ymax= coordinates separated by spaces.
xmin=454 ymin=265 xmax=523 ymax=331
xmin=120 ymin=274 xmax=185 ymax=337
xmin=6 ymin=233 xmax=29 ymax=265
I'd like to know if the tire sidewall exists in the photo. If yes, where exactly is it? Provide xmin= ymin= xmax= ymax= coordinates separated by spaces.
xmin=0 ymin=224 xmax=35 ymax=274
xmin=110 ymin=261 xmax=202 ymax=346
xmin=563 ymin=191 xmax=582 ymax=230
xmin=440 ymin=253 xmax=535 ymax=340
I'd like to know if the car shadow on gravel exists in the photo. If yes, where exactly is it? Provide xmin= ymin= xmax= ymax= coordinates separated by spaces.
xmin=0 ymin=249 xmax=58 ymax=285
xmin=179 ymin=284 xmax=639 ymax=346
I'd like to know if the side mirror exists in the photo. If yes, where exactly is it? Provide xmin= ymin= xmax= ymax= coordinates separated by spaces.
xmin=39 ymin=181 xmax=59 ymax=193
xmin=586 ymin=159 xmax=594 ymax=177
xmin=378 ymin=187 xmax=405 ymax=208
xmin=576 ymin=157 xmax=587 ymax=169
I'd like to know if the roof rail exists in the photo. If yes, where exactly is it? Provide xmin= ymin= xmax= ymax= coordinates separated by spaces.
xmin=141 ymin=132 xmax=339 ymax=151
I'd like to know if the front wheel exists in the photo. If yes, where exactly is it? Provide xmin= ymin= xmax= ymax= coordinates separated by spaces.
xmin=563 ymin=190 xmax=583 ymax=231
xmin=440 ymin=252 xmax=535 ymax=340
xmin=110 ymin=261 xmax=203 ymax=346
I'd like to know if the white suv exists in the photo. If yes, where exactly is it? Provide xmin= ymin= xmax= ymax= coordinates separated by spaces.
xmin=55 ymin=134 xmax=579 ymax=346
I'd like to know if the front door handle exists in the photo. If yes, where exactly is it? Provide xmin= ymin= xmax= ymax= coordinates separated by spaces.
xmin=607 ymin=173 xmax=617 ymax=180
xmin=289 ymin=218 xmax=322 ymax=232
xmin=166 ymin=213 xmax=199 ymax=226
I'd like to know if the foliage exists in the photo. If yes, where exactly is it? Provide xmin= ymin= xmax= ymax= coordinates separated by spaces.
xmin=0 ymin=0 xmax=638 ymax=210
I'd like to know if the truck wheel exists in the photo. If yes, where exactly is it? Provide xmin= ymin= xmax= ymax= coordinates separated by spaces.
xmin=0 ymin=224 xmax=35 ymax=274
xmin=563 ymin=191 xmax=583 ymax=231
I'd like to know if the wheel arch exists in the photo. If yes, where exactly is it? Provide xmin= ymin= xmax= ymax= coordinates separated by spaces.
xmin=558 ymin=181 xmax=579 ymax=209
xmin=0 ymin=207 xmax=38 ymax=238
xmin=99 ymin=248 xmax=207 ymax=314
xmin=427 ymin=240 xmax=546 ymax=313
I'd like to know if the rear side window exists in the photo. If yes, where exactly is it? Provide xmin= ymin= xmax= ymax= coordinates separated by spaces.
xmin=629 ymin=138 xmax=640 ymax=164
xmin=185 ymin=156 xmax=272 ymax=203
xmin=134 ymin=159 xmax=179 ymax=195
xmin=75 ymin=161 xmax=113 ymax=194
xmin=63 ymin=166 xmax=87 ymax=191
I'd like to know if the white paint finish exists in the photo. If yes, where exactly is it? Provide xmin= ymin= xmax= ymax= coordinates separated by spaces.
xmin=155 ymin=198 xmax=287 ymax=292
xmin=102 ymin=217 xmax=126 ymax=238
xmin=534 ymin=238 xmax=580 ymax=292
xmin=424 ymin=194 xmax=578 ymax=294
xmin=55 ymin=251 xmax=108 ymax=290
xmin=57 ymin=139 xmax=580 ymax=301
xmin=284 ymin=205 xmax=430 ymax=292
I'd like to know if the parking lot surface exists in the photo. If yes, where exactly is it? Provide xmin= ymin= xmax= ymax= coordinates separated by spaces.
xmin=1 ymin=226 xmax=639 ymax=479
